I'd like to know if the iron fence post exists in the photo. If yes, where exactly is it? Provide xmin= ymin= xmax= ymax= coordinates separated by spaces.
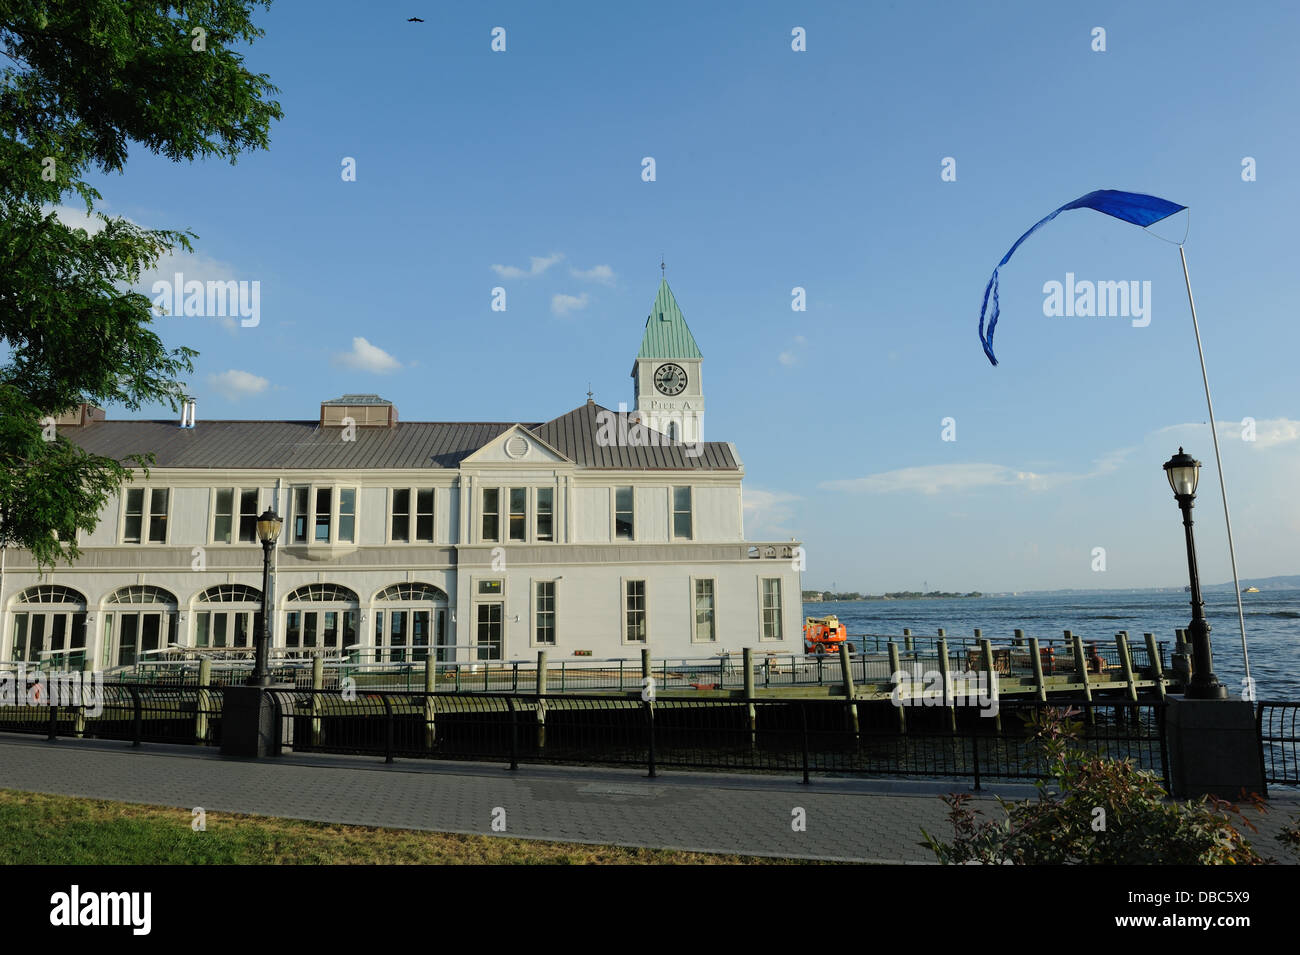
xmin=971 ymin=730 xmax=981 ymax=791
xmin=382 ymin=695 xmax=394 ymax=764
xmin=800 ymin=702 xmax=810 ymax=785
xmin=129 ymin=685 xmax=142 ymax=747
xmin=644 ymin=698 xmax=657 ymax=778
xmin=1159 ymin=701 xmax=1171 ymax=793
xmin=508 ymin=696 xmax=519 ymax=771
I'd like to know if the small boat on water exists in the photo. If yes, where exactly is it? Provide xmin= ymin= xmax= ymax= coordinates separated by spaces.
xmin=1245 ymin=586 xmax=1261 ymax=593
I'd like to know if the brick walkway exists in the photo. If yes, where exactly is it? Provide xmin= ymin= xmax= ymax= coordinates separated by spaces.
xmin=0 ymin=734 xmax=1295 ymax=863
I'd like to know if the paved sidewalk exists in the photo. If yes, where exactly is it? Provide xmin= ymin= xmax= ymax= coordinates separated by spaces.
xmin=0 ymin=734 xmax=1295 ymax=863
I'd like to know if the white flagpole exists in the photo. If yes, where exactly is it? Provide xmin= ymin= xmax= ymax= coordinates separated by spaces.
xmin=1178 ymin=245 xmax=1251 ymax=691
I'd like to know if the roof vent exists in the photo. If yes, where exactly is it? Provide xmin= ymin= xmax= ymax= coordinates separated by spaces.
xmin=321 ymin=394 xmax=397 ymax=428
xmin=53 ymin=403 xmax=106 ymax=427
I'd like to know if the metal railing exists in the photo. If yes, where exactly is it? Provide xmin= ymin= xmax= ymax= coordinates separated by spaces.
xmin=266 ymin=688 xmax=1168 ymax=789
xmin=1257 ymin=701 xmax=1300 ymax=786
xmin=0 ymin=680 xmax=224 ymax=747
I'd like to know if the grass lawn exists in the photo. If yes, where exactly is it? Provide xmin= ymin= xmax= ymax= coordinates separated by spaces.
xmin=0 ymin=789 xmax=821 ymax=864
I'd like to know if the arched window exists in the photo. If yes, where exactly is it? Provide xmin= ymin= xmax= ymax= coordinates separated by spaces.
xmin=193 ymin=585 xmax=263 ymax=650
xmin=373 ymin=583 xmax=448 ymax=663
xmin=283 ymin=584 xmax=358 ymax=657
xmin=102 ymin=585 xmax=177 ymax=667
xmin=286 ymin=584 xmax=358 ymax=603
xmin=10 ymin=585 xmax=87 ymax=665
xmin=667 ymin=421 xmax=679 ymax=442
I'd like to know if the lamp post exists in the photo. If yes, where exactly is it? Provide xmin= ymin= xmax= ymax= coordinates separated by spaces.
xmin=250 ymin=507 xmax=283 ymax=687
xmin=1163 ymin=448 xmax=1226 ymax=700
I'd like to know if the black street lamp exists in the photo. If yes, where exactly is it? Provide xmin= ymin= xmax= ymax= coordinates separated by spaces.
xmin=1163 ymin=448 xmax=1226 ymax=700
xmin=250 ymin=507 xmax=283 ymax=687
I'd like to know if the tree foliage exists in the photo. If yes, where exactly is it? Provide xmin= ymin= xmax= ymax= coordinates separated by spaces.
xmin=920 ymin=707 xmax=1279 ymax=865
xmin=0 ymin=1 xmax=281 ymax=566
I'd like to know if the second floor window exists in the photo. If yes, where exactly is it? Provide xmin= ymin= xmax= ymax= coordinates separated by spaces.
xmin=508 ymin=487 xmax=527 ymax=541
xmin=213 ymin=488 xmax=260 ymax=544
xmin=482 ymin=488 xmax=499 ymax=541
xmin=123 ymin=488 xmax=169 ymax=544
xmin=672 ymin=486 xmax=693 ymax=540
xmin=536 ymin=488 xmax=553 ymax=541
xmin=392 ymin=488 xmax=435 ymax=543
xmin=291 ymin=485 xmax=357 ymax=545
xmin=615 ymin=486 xmax=634 ymax=540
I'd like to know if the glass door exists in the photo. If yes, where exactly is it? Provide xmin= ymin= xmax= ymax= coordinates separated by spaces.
xmin=475 ymin=603 xmax=502 ymax=661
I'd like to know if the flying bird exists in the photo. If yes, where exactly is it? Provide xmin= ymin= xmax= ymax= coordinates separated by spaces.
xmin=407 ymin=16 xmax=424 ymax=22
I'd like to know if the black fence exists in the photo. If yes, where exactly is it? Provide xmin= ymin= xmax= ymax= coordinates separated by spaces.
xmin=0 ymin=681 xmax=224 ymax=747
xmin=1257 ymin=701 xmax=1300 ymax=786
xmin=0 ymin=681 xmax=1177 ymax=789
xmin=268 ymin=688 xmax=1168 ymax=790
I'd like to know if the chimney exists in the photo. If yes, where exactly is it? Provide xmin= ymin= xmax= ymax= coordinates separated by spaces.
xmin=179 ymin=398 xmax=196 ymax=429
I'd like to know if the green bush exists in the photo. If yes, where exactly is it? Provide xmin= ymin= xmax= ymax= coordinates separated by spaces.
xmin=920 ymin=707 xmax=1274 ymax=865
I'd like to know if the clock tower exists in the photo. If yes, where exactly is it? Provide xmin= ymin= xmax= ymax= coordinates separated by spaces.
xmin=631 ymin=278 xmax=704 ymax=444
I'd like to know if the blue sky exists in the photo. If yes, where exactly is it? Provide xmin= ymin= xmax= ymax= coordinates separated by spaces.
xmin=73 ymin=0 xmax=1299 ymax=592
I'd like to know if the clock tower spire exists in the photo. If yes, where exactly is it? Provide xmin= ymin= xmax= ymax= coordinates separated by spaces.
xmin=631 ymin=277 xmax=704 ymax=444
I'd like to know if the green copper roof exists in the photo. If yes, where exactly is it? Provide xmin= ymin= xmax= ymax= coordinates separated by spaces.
xmin=636 ymin=279 xmax=702 ymax=360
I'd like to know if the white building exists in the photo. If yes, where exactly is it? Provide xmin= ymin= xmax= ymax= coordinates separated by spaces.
xmin=2 ymin=280 xmax=802 ymax=669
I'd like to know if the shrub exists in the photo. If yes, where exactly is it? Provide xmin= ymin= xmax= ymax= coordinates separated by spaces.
xmin=920 ymin=707 xmax=1271 ymax=864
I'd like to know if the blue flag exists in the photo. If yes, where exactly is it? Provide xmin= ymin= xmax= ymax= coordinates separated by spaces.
xmin=978 ymin=189 xmax=1186 ymax=365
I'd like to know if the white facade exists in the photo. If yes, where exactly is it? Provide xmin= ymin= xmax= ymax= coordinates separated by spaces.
xmin=2 ymin=283 xmax=801 ymax=669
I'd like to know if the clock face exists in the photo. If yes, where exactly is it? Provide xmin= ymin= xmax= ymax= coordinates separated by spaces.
xmin=654 ymin=363 xmax=687 ymax=396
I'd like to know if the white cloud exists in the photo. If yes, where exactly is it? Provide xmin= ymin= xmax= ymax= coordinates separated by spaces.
xmin=492 ymin=252 xmax=564 ymax=280
xmin=551 ymin=292 xmax=590 ymax=316
xmin=208 ymin=369 xmax=269 ymax=401
xmin=743 ymin=488 xmax=801 ymax=538
xmin=778 ymin=351 xmax=798 ymax=366
xmin=333 ymin=337 xmax=403 ymax=374
xmin=1158 ymin=418 xmax=1300 ymax=450
xmin=570 ymin=264 xmax=616 ymax=286
xmin=821 ymin=463 xmax=1052 ymax=496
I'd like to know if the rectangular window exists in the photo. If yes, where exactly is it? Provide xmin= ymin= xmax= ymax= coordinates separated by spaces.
xmin=314 ymin=488 xmax=331 ymax=542
xmin=482 ymin=488 xmax=499 ymax=542
xmin=672 ymin=486 xmax=692 ymax=540
xmin=338 ymin=488 xmax=356 ymax=543
xmin=508 ymin=487 xmax=526 ymax=541
xmin=148 ymin=488 xmax=170 ymax=542
xmin=476 ymin=603 xmax=503 ymax=661
xmin=238 ymin=489 xmax=259 ymax=542
xmin=415 ymin=488 xmax=434 ymax=542
xmin=535 ymin=581 xmax=556 ymax=645
xmin=292 ymin=486 xmax=308 ymax=543
xmin=213 ymin=489 xmax=234 ymax=544
xmin=393 ymin=488 xmax=434 ymax=543
xmin=761 ymin=578 xmax=784 ymax=641
xmin=478 ymin=579 xmax=502 ymax=596
xmin=624 ymin=580 xmax=647 ymax=643
xmin=123 ymin=488 xmax=145 ymax=543
xmin=215 ymin=488 xmax=260 ymax=544
xmin=694 ymin=579 xmax=716 ymax=643
xmin=536 ymin=488 xmax=553 ymax=541
xmin=615 ymin=486 xmax=634 ymax=541
xmin=392 ymin=489 xmax=410 ymax=542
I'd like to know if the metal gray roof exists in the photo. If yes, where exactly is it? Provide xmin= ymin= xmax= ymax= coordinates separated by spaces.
xmin=59 ymin=403 xmax=738 ymax=471
xmin=531 ymin=402 xmax=736 ymax=470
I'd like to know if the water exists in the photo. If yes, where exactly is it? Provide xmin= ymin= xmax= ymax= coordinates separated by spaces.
xmin=804 ymin=589 xmax=1300 ymax=701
